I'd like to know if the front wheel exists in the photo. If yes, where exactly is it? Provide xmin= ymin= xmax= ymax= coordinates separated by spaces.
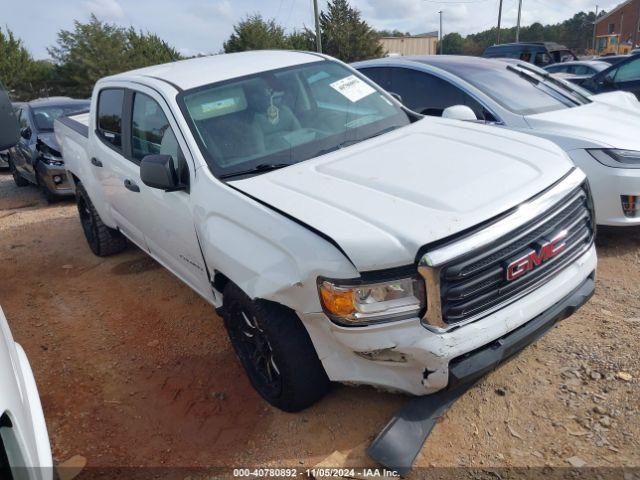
xmin=8 ymin=158 xmax=29 ymax=187
xmin=76 ymin=182 xmax=127 ymax=256
xmin=222 ymin=283 xmax=330 ymax=412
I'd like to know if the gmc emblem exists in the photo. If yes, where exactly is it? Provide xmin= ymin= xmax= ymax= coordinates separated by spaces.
xmin=505 ymin=230 xmax=568 ymax=282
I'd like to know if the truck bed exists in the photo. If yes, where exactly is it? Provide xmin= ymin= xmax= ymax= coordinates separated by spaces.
xmin=54 ymin=112 xmax=90 ymax=193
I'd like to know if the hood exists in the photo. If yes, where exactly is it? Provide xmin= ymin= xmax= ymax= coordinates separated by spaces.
xmin=230 ymin=118 xmax=572 ymax=271
xmin=526 ymin=101 xmax=640 ymax=150
xmin=36 ymin=132 xmax=61 ymax=155
xmin=591 ymin=90 xmax=640 ymax=111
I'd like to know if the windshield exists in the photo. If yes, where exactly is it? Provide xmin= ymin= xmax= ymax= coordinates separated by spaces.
xmin=32 ymin=103 xmax=89 ymax=131
xmin=179 ymin=60 xmax=410 ymax=178
xmin=440 ymin=62 xmax=581 ymax=115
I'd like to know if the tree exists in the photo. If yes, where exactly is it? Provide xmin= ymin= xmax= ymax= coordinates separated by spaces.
xmin=376 ymin=29 xmax=411 ymax=38
xmin=316 ymin=0 xmax=383 ymax=62
xmin=0 ymin=27 xmax=55 ymax=100
xmin=223 ymin=14 xmax=291 ymax=53
xmin=0 ymin=27 xmax=32 ymax=96
xmin=440 ymin=33 xmax=464 ymax=55
xmin=287 ymin=29 xmax=314 ymax=51
xmin=49 ymin=15 xmax=181 ymax=97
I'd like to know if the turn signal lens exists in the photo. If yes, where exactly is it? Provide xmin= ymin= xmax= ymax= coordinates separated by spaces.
xmin=319 ymin=284 xmax=356 ymax=317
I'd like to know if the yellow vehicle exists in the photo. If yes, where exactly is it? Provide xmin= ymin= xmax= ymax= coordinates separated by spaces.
xmin=596 ymin=34 xmax=632 ymax=55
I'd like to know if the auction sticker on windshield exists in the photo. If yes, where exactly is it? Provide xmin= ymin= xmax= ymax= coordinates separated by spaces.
xmin=330 ymin=75 xmax=376 ymax=102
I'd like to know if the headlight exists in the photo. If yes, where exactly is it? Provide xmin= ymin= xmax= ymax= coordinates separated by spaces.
xmin=318 ymin=276 xmax=425 ymax=326
xmin=588 ymin=149 xmax=640 ymax=168
xmin=39 ymin=153 xmax=64 ymax=167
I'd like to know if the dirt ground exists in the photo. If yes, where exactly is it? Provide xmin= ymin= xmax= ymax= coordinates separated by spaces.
xmin=0 ymin=171 xmax=638 ymax=477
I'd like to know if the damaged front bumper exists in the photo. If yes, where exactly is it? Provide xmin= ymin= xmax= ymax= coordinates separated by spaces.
xmin=35 ymin=161 xmax=73 ymax=197
xmin=300 ymin=244 xmax=596 ymax=396
xmin=367 ymin=270 xmax=595 ymax=474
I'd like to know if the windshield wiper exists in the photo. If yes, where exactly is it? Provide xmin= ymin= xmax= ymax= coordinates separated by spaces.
xmin=315 ymin=125 xmax=401 ymax=157
xmin=506 ymin=65 xmax=541 ymax=85
xmin=219 ymin=163 xmax=291 ymax=180
xmin=507 ymin=65 xmax=588 ymax=105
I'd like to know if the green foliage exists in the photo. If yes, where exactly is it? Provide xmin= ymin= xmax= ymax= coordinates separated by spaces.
xmin=458 ymin=10 xmax=601 ymax=55
xmin=376 ymin=29 xmax=411 ymax=38
xmin=0 ymin=27 xmax=55 ymax=100
xmin=48 ymin=14 xmax=182 ymax=98
xmin=440 ymin=32 xmax=464 ymax=54
xmin=316 ymin=0 xmax=384 ymax=62
xmin=287 ymin=30 xmax=314 ymax=51
xmin=223 ymin=14 xmax=291 ymax=52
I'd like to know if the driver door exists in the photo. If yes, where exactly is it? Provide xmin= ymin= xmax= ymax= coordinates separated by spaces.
xmin=13 ymin=107 xmax=37 ymax=183
xmin=611 ymin=56 xmax=640 ymax=99
xmin=128 ymin=86 xmax=214 ymax=302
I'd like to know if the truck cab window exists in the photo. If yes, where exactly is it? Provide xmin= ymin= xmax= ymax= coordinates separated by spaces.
xmin=97 ymin=88 xmax=124 ymax=150
xmin=131 ymin=92 xmax=182 ymax=163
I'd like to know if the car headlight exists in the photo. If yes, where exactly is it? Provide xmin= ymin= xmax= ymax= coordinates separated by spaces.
xmin=318 ymin=276 xmax=425 ymax=326
xmin=39 ymin=153 xmax=64 ymax=167
xmin=588 ymin=149 xmax=640 ymax=168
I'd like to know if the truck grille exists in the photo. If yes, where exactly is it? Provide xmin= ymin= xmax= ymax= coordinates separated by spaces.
xmin=439 ymin=184 xmax=594 ymax=324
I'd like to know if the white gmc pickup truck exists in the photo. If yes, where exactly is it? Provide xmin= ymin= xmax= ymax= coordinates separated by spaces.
xmin=55 ymin=51 xmax=596 ymax=414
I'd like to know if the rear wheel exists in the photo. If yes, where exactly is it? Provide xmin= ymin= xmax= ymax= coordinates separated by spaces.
xmin=76 ymin=182 xmax=127 ymax=256
xmin=8 ymin=158 xmax=29 ymax=187
xmin=222 ymin=283 xmax=330 ymax=412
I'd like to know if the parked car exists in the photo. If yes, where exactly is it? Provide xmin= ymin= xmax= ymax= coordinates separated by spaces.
xmin=55 ymin=51 xmax=595 ymax=413
xmin=0 ymin=306 xmax=53 ymax=480
xmin=7 ymin=97 xmax=89 ymax=201
xmin=581 ymin=53 xmax=640 ymax=100
xmin=354 ymin=55 xmax=640 ymax=225
xmin=597 ymin=54 xmax=630 ymax=66
xmin=482 ymin=42 xmax=577 ymax=67
xmin=544 ymin=60 xmax=610 ymax=85
xmin=0 ymin=81 xmax=18 ymax=161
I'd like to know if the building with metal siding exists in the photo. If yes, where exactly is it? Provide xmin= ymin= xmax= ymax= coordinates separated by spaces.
xmin=379 ymin=33 xmax=439 ymax=56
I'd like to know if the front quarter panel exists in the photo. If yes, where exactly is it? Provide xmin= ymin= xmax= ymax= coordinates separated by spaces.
xmin=191 ymin=167 xmax=359 ymax=313
xmin=0 ymin=307 xmax=52 ymax=477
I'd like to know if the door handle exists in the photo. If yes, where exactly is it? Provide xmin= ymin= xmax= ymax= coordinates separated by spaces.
xmin=123 ymin=178 xmax=140 ymax=192
xmin=90 ymin=157 xmax=103 ymax=167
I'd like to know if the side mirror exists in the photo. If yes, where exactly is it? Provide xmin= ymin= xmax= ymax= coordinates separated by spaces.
xmin=20 ymin=127 xmax=31 ymax=140
xmin=442 ymin=105 xmax=478 ymax=121
xmin=389 ymin=92 xmax=403 ymax=103
xmin=140 ymin=154 xmax=183 ymax=191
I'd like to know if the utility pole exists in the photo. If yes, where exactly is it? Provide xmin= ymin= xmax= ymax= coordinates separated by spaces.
xmin=619 ymin=13 xmax=624 ymax=54
xmin=515 ymin=0 xmax=523 ymax=42
xmin=496 ymin=0 xmax=503 ymax=44
xmin=593 ymin=4 xmax=599 ymax=53
xmin=313 ymin=0 xmax=322 ymax=53
xmin=439 ymin=10 xmax=443 ymax=54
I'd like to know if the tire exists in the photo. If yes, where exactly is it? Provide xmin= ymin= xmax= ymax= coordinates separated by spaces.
xmin=8 ymin=158 xmax=29 ymax=187
xmin=76 ymin=182 xmax=127 ymax=256
xmin=222 ymin=283 xmax=330 ymax=412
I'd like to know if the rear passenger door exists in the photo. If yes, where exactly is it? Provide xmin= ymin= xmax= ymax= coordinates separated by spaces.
xmin=93 ymin=87 xmax=149 ymax=248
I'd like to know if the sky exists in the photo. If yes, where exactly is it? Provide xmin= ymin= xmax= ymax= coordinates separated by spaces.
xmin=0 ymin=0 xmax=626 ymax=59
